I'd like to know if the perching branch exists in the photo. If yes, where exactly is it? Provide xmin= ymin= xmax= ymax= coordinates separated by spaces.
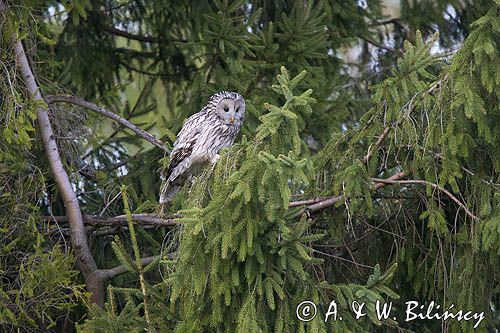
xmin=1 ymin=0 xmax=101 ymax=302
xmin=45 ymin=95 xmax=169 ymax=153
xmin=370 ymin=177 xmax=478 ymax=220
xmin=45 ymin=214 xmax=178 ymax=227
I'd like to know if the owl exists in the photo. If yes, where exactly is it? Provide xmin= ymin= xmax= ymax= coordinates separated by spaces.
xmin=159 ymin=91 xmax=246 ymax=203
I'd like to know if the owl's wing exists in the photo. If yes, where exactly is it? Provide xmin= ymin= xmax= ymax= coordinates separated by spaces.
xmin=162 ymin=134 xmax=197 ymax=183
xmin=161 ymin=112 xmax=205 ymax=183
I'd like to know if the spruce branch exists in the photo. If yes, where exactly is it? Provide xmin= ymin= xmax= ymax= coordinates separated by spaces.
xmin=288 ymin=197 xmax=329 ymax=207
xmin=108 ymin=286 xmax=116 ymax=316
xmin=297 ymin=74 xmax=453 ymax=214
xmin=302 ymin=172 xmax=408 ymax=214
xmin=101 ymin=25 xmax=158 ymax=43
xmin=362 ymin=126 xmax=391 ymax=164
xmin=44 ymin=214 xmax=177 ymax=227
xmin=119 ymin=59 xmax=173 ymax=77
xmin=290 ymin=124 xmax=397 ymax=211
xmin=99 ymin=255 xmax=174 ymax=280
xmin=290 ymin=67 xmax=448 ymax=215
xmin=358 ymin=35 xmax=402 ymax=55
xmin=91 ymin=225 xmax=156 ymax=237
xmin=120 ymin=186 xmax=152 ymax=329
xmin=45 ymin=95 xmax=169 ymax=152
xmin=361 ymin=75 xmax=448 ymax=166
xmin=370 ymin=177 xmax=478 ymax=220
xmin=49 ymin=225 xmax=165 ymax=238
xmin=98 ymin=19 xmax=187 ymax=44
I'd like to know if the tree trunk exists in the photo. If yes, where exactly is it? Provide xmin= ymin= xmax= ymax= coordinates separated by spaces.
xmin=0 ymin=0 xmax=105 ymax=306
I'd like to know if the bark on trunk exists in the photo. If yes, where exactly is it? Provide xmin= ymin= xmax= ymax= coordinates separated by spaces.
xmin=1 ymin=0 xmax=104 ymax=305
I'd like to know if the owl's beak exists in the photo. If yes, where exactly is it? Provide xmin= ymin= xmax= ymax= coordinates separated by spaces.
xmin=229 ymin=116 xmax=235 ymax=124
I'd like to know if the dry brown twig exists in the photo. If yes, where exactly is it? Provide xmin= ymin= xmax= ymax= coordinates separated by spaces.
xmin=45 ymin=214 xmax=177 ymax=227
xmin=370 ymin=177 xmax=478 ymax=220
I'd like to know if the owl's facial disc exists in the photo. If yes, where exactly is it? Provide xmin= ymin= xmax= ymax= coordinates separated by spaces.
xmin=216 ymin=98 xmax=245 ymax=126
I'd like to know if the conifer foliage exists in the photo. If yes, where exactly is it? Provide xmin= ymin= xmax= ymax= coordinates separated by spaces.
xmin=0 ymin=0 xmax=499 ymax=332
xmin=168 ymin=68 xmax=399 ymax=332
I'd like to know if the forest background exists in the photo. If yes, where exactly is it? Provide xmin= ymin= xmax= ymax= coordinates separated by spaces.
xmin=0 ymin=0 xmax=499 ymax=332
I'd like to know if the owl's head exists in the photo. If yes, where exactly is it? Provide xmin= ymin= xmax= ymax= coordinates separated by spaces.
xmin=209 ymin=91 xmax=246 ymax=127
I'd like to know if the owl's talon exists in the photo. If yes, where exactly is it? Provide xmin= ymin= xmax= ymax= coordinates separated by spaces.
xmin=211 ymin=154 xmax=221 ymax=165
xmin=209 ymin=155 xmax=221 ymax=174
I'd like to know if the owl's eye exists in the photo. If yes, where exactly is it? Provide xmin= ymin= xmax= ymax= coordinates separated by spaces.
xmin=224 ymin=106 xmax=229 ymax=112
xmin=235 ymin=107 xmax=240 ymax=113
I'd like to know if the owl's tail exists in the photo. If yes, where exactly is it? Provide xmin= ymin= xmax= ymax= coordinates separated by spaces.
xmin=159 ymin=181 xmax=180 ymax=204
